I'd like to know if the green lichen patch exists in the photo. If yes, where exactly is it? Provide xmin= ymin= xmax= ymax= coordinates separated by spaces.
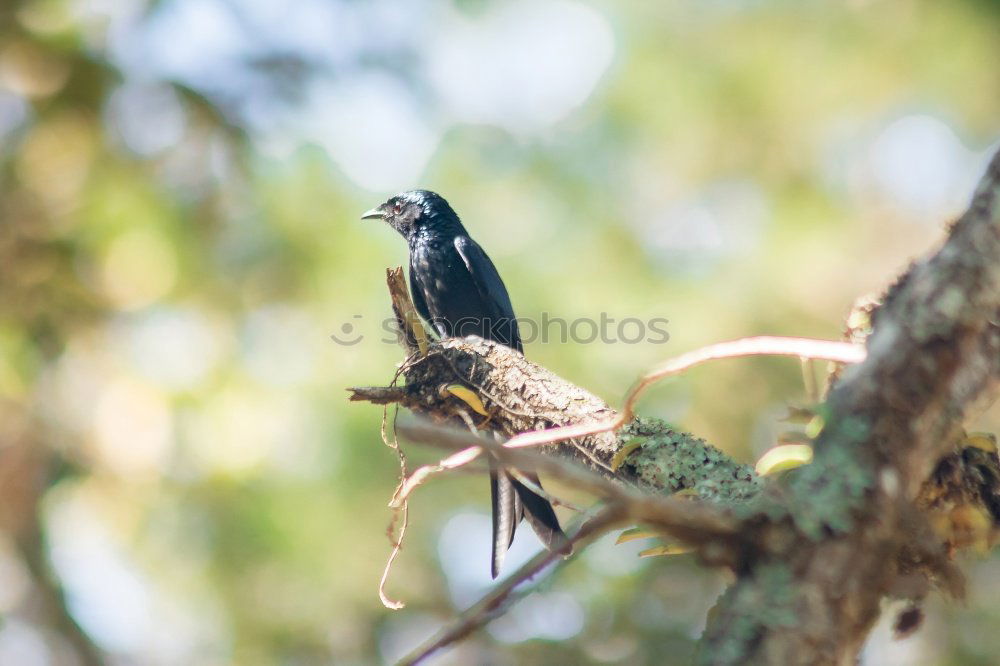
xmin=786 ymin=415 xmax=876 ymax=539
xmin=698 ymin=562 xmax=798 ymax=665
xmin=622 ymin=418 xmax=762 ymax=504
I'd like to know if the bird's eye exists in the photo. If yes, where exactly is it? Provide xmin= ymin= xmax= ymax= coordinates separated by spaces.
xmin=393 ymin=202 xmax=403 ymax=214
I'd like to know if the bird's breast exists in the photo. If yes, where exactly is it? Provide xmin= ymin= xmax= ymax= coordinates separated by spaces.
xmin=410 ymin=241 xmax=492 ymax=334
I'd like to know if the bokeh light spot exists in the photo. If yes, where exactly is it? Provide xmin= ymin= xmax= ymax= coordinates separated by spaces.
xmin=90 ymin=376 xmax=173 ymax=477
xmin=100 ymin=227 xmax=178 ymax=309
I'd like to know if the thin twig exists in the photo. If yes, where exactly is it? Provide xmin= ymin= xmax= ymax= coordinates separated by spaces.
xmin=801 ymin=357 xmax=819 ymax=404
xmin=388 ymin=446 xmax=483 ymax=509
xmin=397 ymin=418 xmax=740 ymax=542
xmin=397 ymin=505 xmax=627 ymax=666
xmin=502 ymin=336 xmax=865 ymax=450
xmin=379 ymin=403 xmax=410 ymax=609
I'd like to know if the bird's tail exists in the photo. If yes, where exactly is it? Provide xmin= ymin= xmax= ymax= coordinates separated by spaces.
xmin=490 ymin=462 xmax=570 ymax=579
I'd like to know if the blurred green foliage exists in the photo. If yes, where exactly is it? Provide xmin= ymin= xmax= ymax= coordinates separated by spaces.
xmin=0 ymin=0 xmax=999 ymax=664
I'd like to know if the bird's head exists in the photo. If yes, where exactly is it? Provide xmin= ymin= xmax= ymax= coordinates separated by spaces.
xmin=361 ymin=190 xmax=462 ymax=239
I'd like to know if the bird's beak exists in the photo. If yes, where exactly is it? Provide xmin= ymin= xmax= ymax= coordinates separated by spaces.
xmin=361 ymin=206 xmax=384 ymax=220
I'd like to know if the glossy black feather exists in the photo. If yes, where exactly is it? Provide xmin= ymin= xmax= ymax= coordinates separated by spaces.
xmin=369 ymin=190 xmax=566 ymax=578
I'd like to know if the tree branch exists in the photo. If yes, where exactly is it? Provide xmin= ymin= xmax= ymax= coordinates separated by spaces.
xmin=397 ymin=418 xmax=742 ymax=547
xmin=699 ymin=146 xmax=1000 ymax=665
xmin=350 ymin=336 xmax=762 ymax=503
xmin=397 ymin=505 xmax=627 ymax=666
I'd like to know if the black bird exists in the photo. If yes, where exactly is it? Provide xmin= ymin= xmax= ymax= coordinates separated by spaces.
xmin=363 ymin=190 xmax=567 ymax=578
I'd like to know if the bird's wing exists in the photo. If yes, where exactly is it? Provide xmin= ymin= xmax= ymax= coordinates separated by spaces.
xmin=455 ymin=237 xmax=567 ymax=576
xmin=511 ymin=473 xmax=568 ymax=554
xmin=409 ymin=252 xmax=450 ymax=338
xmin=406 ymin=262 xmax=435 ymax=333
xmin=453 ymin=235 xmax=522 ymax=352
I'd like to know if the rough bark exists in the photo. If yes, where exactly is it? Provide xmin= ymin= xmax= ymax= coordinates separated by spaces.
xmin=697 ymin=147 xmax=1000 ymax=665
xmin=350 ymin=337 xmax=761 ymax=504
